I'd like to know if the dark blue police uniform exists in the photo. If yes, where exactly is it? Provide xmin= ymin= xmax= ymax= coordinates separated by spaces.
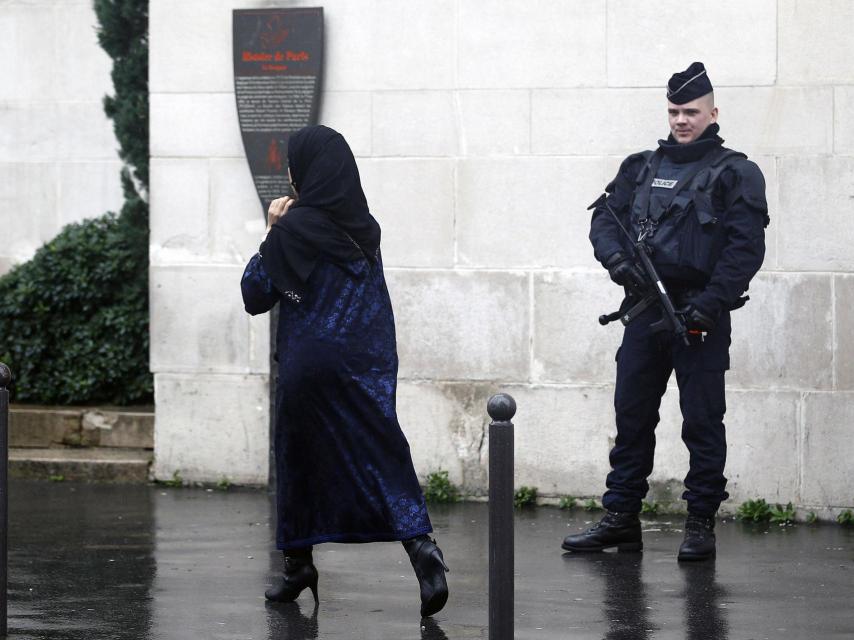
xmin=588 ymin=124 xmax=768 ymax=517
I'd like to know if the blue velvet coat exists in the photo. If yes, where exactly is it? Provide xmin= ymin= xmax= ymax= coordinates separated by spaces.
xmin=241 ymin=252 xmax=432 ymax=550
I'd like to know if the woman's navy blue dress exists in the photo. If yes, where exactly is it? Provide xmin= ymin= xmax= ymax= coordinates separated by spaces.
xmin=241 ymin=251 xmax=432 ymax=550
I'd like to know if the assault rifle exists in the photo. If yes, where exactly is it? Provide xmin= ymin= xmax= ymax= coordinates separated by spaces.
xmin=595 ymin=197 xmax=691 ymax=346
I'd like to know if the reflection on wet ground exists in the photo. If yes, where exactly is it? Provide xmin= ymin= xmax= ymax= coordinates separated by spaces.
xmin=6 ymin=480 xmax=854 ymax=639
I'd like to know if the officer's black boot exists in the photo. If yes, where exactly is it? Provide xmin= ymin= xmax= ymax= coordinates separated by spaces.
xmin=561 ymin=510 xmax=643 ymax=553
xmin=677 ymin=514 xmax=716 ymax=561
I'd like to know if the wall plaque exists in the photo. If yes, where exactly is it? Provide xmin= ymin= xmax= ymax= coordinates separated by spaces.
xmin=233 ymin=8 xmax=324 ymax=215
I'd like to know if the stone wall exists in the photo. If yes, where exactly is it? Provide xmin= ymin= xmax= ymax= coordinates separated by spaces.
xmin=0 ymin=0 xmax=123 ymax=276
xmin=148 ymin=0 xmax=854 ymax=514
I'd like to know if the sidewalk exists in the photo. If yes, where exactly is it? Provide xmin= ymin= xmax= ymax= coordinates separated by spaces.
xmin=6 ymin=479 xmax=853 ymax=639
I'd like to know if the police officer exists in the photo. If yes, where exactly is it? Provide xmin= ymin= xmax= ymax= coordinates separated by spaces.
xmin=563 ymin=62 xmax=768 ymax=561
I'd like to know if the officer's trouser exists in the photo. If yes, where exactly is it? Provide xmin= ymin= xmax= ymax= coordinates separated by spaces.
xmin=602 ymin=306 xmax=731 ymax=517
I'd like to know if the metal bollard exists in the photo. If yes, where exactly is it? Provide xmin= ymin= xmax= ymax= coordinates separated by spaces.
xmin=487 ymin=393 xmax=516 ymax=640
xmin=0 ymin=362 xmax=10 ymax=637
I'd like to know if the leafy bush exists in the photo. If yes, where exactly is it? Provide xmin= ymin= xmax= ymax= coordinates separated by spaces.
xmin=805 ymin=511 xmax=818 ymax=525
xmin=838 ymin=510 xmax=854 ymax=526
xmin=513 ymin=486 xmax=538 ymax=508
xmin=423 ymin=470 xmax=460 ymax=504
xmin=558 ymin=495 xmax=577 ymax=510
xmin=0 ymin=185 xmax=150 ymax=404
xmin=736 ymin=498 xmax=772 ymax=522
xmin=769 ymin=502 xmax=797 ymax=526
xmin=641 ymin=500 xmax=660 ymax=515
xmin=0 ymin=0 xmax=150 ymax=406
xmin=584 ymin=498 xmax=602 ymax=512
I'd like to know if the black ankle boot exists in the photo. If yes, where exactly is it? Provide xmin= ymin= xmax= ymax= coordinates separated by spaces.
xmin=403 ymin=535 xmax=449 ymax=617
xmin=265 ymin=548 xmax=319 ymax=604
xmin=678 ymin=514 xmax=716 ymax=561
xmin=561 ymin=510 xmax=643 ymax=552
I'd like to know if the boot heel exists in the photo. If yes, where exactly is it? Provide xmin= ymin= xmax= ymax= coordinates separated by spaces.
xmin=309 ymin=576 xmax=319 ymax=604
xmin=431 ymin=549 xmax=449 ymax=572
xmin=617 ymin=541 xmax=643 ymax=553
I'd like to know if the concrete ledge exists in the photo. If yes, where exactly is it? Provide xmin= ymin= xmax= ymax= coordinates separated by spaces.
xmin=10 ymin=405 xmax=154 ymax=449
xmin=9 ymin=447 xmax=153 ymax=484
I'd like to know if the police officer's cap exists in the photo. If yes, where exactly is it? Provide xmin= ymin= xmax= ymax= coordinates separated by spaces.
xmin=667 ymin=62 xmax=713 ymax=104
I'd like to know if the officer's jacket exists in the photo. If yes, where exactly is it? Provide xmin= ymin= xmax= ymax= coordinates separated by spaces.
xmin=589 ymin=131 xmax=768 ymax=318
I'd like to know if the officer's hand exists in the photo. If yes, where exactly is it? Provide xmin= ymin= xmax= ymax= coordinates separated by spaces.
xmin=684 ymin=305 xmax=716 ymax=332
xmin=605 ymin=254 xmax=645 ymax=290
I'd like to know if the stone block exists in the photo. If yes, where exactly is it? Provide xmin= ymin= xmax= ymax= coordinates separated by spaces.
xmin=396 ymin=381 xmax=493 ymax=492
xmin=150 ymin=93 xmax=244 ymax=158
xmin=9 ymin=448 xmax=153 ymax=483
xmin=458 ymin=0 xmax=606 ymax=89
xmin=56 ymin=102 xmax=120 ymax=160
xmin=319 ymin=92 xmax=372 ymax=157
xmin=779 ymin=0 xmax=854 ymax=84
xmin=55 ymin=2 xmax=113 ymax=101
xmin=9 ymin=406 xmax=80 ymax=448
xmin=801 ymin=392 xmax=854 ymax=506
xmin=729 ymin=273 xmax=833 ymax=391
xmin=149 ymin=158 xmax=211 ymax=266
xmin=777 ymin=156 xmax=854 ymax=272
xmin=153 ymin=373 xmax=269 ymax=485
xmin=369 ymin=0 xmax=456 ymax=90
xmin=607 ymin=0 xmax=776 ymax=87
xmin=0 ymin=3 xmax=55 ymax=101
xmin=386 ymin=269 xmax=530 ymax=381
xmin=750 ymin=155 xmax=778 ymax=271
xmin=0 ymin=162 xmax=59 ymax=261
xmin=835 ymin=275 xmax=854 ymax=391
xmin=510 ymin=385 xmax=615 ymax=498
xmin=720 ymin=390 xmax=800 ymax=505
xmin=149 ymin=0 xmax=234 ymax=93
xmin=716 ymin=87 xmax=833 ymax=156
xmin=82 ymin=408 xmax=155 ymax=449
xmin=0 ymin=104 xmax=54 ymax=162
xmin=372 ymin=92 xmax=457 ymax=157
xmin=209 ymin=157 xmax=266 ymax=264
xmin=531 ymin=89 xmax=663 ymax=156
xmin=456 ymin=156 xmax=612 ymax=268
xmin=834 ymin=86 xmax=854 ymax=155
xmin=647 ymin=388 xmax=800 ymax=509
xmin=57 ymin=161 xmax=125 ymax=228
xmin=149 ymin=265 xmax=253 ymax=374
xmin=0 ymin=103 xmax=115 ymax=162
xmin=458 ymin=90 xmax=530 ymax=156
xmin=358 ymin=158 xmax=455 ymax=268
xmin=532 ymin=271 xmax=625 ymax=385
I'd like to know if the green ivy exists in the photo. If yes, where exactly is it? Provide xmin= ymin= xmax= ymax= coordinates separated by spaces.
xmin=0 ymin=0 xmax=150 ymax=405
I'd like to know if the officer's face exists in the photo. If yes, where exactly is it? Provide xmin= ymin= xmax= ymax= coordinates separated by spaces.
xmin=667 ymin=94 xmax=718 ymax=144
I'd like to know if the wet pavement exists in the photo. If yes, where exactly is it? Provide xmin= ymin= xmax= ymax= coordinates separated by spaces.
xmin=5 ymin=479 xmax=854 ymax=639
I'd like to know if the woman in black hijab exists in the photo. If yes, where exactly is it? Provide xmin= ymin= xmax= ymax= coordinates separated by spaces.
xmin=241 ymin=126 xmax=449 ymax=618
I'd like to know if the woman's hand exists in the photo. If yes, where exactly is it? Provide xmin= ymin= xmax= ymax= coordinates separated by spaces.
xmin=266 ymin=196 xmax=297 ymax=233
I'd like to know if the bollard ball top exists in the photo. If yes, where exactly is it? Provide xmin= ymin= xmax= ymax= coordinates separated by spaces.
xmin=487 ymin=393 xmax=516 ymax=422
xmin=0 ymin=362 xmax=11 ymax=388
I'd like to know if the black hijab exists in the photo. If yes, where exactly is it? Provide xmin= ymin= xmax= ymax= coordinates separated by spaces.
xmin=260 ymin=125 xmax=381 ymax=302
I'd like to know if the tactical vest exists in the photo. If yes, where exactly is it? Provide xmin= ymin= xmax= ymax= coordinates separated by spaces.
xmin=628 ymin=147 xmax=746 ymax=278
